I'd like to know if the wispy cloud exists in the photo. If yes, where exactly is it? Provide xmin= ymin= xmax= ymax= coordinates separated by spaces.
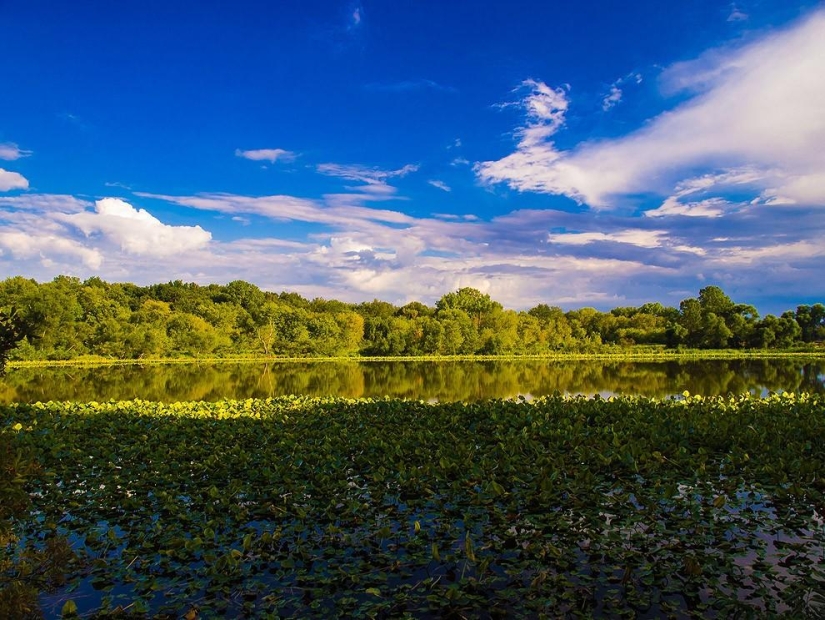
xmin=428 ymin=180 xmax=451 ymax=192
xmin=235 ymin=148 xmax=297 ymax=164
xmin=0 ymin=169 xmax=29 ymax=192
xmin=645 ymin=196 xmax=731 ymax=218
xmin=497 ymin=79 xmax=569 ymax=146
xmin=728 ymin=5 xmax=748 ymax=22
xmin=602 ymin=86 xmax=622 ymax=111
xmin=477 ymin=10 xmax=825 ymax=210
xmin=348 ymin=2 xmax=364 ymax=30
xmin=547 ymin=229 xmax=667 ymax=249
xmin=0 ymin=143 xmax=32 ymax=161
xmin=104 ymin=181 xmax=133 ymax=190
xmin=602 ymin=72 xmax=642 ymax=111
xmin=316 ymin=162 xmax=419 ymax=185
xmin=365 ymin=79 xmax=457 ymax=93
xmin=0 ymin=194 xmax=91 ymax=213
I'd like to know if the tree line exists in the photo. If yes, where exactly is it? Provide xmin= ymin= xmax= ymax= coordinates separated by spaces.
xmin=0 ymin=276 xmax=822 ymax=360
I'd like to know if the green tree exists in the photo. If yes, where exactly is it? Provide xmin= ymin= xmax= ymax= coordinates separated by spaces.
xmin=796 ymin=304 xmax=825 ymax=342
xmin=437 ymin=308 xmax=477 ymax=354
xmin=528 ymin=304 xmax=575 ymax=350
xmin=436 ymin=288 xmax=502 ymax=330
xmin=0 ymin=310 xmax=26 ymax=374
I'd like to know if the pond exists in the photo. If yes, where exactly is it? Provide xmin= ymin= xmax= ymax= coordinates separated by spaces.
xmin=1 ymin=357 xmax=823 ymax=403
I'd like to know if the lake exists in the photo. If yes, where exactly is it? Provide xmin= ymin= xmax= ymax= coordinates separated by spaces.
xmin=2 ymin=357 xmax=823 ymax=402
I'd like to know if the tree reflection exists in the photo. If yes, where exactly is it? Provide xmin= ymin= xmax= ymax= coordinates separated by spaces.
xmin=1 ymin=359 xmax=822 ymax=403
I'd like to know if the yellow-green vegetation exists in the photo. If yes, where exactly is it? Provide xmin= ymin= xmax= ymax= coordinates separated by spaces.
xmin=1 ymin=275 xmax=822 ymax=361
xmin=6 ymin=347 xmax=825 ymax=370
xmin=3 ymin=394 xmax=825 ymax=617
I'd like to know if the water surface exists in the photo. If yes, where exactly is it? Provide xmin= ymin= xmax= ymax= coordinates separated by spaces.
xmin=2 ymin=358 xmax=823 ymax=402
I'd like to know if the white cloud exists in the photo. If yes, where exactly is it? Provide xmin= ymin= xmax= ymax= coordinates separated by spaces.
xmin=317 ymin=162 xmax=419 ymax=184
xmin=711 ymin=240 xmax=825 ymax=265
xmin=0 ymin=143 xmax=32 ymax=161
xmin=64 ymin=198 xmax=211 ymax=257
xmin=728 ymin=6 xmax=748 ymax=22
xmin=0 ymin=231 xmax=103 ymax=269
xmin=365 ymin=79 xmax=456 ymax=93
xmin=0 ymin=194 xmax=91 ymax=213
xmin=0 ymin=169 xmax=29 ymax=191
xmin=547 ymin=229 xmax=667 ymax=248
xmin=602 ymin=86 xmax=622 ymax=111
xmin=3 ymin=185 xmax=824 ymax=312
xmin=477 ymin=9 xmax=825 ymax=208
xmin=428 ymin=180 xmax=451 ymax=192
xmin=235 ymin=148 xmax=297 ymax=163
xmin=138 ymin=191 xmax=415 ymax=227
xmin=497 ymin=79 xmax=569 ymax=148
xmin=645 ymin=196 xmax=731 ymax=218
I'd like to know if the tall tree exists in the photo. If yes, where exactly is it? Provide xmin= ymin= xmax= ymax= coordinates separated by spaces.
xmin=0 ymin=309 xmax=26 ymax=374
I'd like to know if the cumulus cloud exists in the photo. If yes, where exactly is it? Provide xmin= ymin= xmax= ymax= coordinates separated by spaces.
xmin=0 ymin=143 xmax=32 ymax=161
xmin=477 ymin=9 xmax=825 ymax=209
xmin=235 ymin=148 xmax=297 ymax=163
xmin=64 ymin=198 xmax=211 ymax=257
xmin=428 ymin=180 xmax=451 ymax=192
xmin=0 ymin=169 xmax=29 ymax=191
xmin=0 ymin=195 xmax=219 ymax=280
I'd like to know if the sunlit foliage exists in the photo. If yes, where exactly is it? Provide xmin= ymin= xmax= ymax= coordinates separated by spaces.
xmin=0 ymin=277 xmax=822 ymax=361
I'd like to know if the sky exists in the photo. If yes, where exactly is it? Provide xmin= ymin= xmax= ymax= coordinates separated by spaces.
xmin=1 ymin=0 xmax=824 ymax=315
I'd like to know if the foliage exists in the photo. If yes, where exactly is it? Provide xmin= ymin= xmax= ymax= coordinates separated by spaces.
xmin=1 ymin=309 xmax=76 ymax=617
xmin=2 ymin=394 xmax=825 ymax=617
xmin=1 ymin=420 xmax=76 ymax=618
xmin=0 ymin=277 xmax=822 ymax=362
xmin=0 ymin=309 xmax=27 ymax=375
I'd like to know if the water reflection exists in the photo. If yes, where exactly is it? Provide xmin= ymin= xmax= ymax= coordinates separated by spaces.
xmin=1 ymin=358 xmax=823 ymax=403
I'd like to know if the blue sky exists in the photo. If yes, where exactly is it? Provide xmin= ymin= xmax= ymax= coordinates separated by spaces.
xmin=1 ymin=0 xmax=823 ymax=314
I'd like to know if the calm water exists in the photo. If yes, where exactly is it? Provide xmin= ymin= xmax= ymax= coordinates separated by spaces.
xmin=2 ymin=358 xmax=823 ymax=403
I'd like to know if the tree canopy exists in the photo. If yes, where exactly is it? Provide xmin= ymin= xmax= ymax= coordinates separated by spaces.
xmin=0 ymin=277 xmax=820 ymax=362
